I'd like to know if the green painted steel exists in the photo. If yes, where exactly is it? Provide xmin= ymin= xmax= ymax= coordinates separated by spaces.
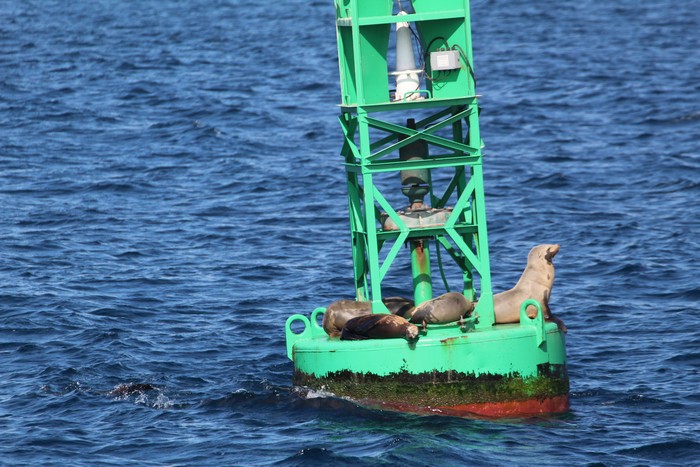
xmin=290 ymin=324 xmax=565 ymax=378
xmin=284 ymin=0 xmax=569 ymax=411
xmin=286 ymin=301 xmax=561 ymax=374
xmin=410 ymin=240 xmax=432 ymax=304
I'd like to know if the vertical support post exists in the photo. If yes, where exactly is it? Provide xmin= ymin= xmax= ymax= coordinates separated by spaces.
xmin=468 ymin=100 xmax=494 ymax=327
xmin=410 ymin=239 xmax=433 ymax=305
xmin=347 ymin=170 xmax=367 ymax=301
xmin=463 ymin=0 xmax=476 ymax=96
xmin=358 ymin=110 xmax=387 ymax=312
xmin=452 ymin=106 xmax=475 ymax=301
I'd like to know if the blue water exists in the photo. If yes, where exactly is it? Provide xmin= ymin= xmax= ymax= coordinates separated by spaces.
xmin=1 ymin=0 xmax=699 ymax=464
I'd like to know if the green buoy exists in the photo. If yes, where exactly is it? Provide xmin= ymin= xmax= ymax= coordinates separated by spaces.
xmin=285 ymin=0 xmax=568 ymax=417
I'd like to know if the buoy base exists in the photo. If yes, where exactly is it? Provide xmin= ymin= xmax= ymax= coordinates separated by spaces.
xmin=359 ymin=394 xmax=569 ymax=418
xmin=295 ymin=363 xmax=569 ymax=418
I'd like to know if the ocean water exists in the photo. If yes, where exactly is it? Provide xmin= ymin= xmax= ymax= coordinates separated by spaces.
xmin=1 ymin=0 xmax=699 ymax=465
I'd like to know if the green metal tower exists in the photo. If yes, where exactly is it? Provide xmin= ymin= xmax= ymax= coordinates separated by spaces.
xmin=336 ymin=0 xmax=493 ymax=323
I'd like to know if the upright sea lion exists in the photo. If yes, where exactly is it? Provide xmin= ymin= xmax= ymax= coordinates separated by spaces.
xmin=409 ymin=292 xmax=474 ymax=325
xmin=340 ymin=314 xmax=419 ymax=341
xmin=322 ymin=296 xmax=415 ymax=337
xmin=493 ymin=244 xmax=567 ymax=331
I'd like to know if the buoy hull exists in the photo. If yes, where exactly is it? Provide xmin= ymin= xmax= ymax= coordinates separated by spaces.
xmin=287 ymin=315 xmax=569 ymax=418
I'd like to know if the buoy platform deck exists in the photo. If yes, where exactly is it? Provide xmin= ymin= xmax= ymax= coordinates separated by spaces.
xmin=286 ymin=303 xmax=568 ymax=418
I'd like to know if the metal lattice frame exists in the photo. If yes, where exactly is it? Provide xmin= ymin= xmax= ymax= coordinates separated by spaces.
xmin=334 ymin=0 xmax=495 ymax=326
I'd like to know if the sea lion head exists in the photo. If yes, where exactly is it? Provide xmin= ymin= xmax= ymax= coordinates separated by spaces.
xmin=529 ymin=244 xmax=560 ymax=265
xmin=525 ymin=244 xmax=560 ymax=287
xmin=404 ymin=323 xmax=419 ymax=340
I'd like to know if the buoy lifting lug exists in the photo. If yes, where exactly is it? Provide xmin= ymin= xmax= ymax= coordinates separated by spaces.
xmin=519 ymin=299 xmax=546 ymax=347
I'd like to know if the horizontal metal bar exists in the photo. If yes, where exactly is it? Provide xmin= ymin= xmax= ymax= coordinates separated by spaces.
xmin=376 ymin=223 xmax=478 ymax=241
xmin=361 ymin=154 xmax=482 ymax=173
xmin=336 ymin=10 xmax=466 ymax=27
xmin=339 ymin=96 xmax=478 ymax=114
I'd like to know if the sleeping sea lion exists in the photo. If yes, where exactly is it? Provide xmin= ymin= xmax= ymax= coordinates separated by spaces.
xmin=408 ymin=292 xmax=474 ymax=325
xmin=493 ymin=244 xmax=567 ymax=331
xmin=383 ymin=296 xmax=415 ymax=318
xmin=322 ymin=296 xmax=415 ymax=337
xmin=340 ymin=314 xmax=419 ymax=341
xmin=322 ymin=300 xmax=371 ymax=337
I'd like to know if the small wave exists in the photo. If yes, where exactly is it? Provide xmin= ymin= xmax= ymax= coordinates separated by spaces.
xmin=108 ymin=382 xmax=174 ymax=409
xmin=665 ymin=352 xmax=700 ymax=365
xmin=80 ymin=180 xmax=154 ymax=193
xmin=648 ymin=179 xmax=700 ymax=195
xmin=523 ymin=172 xmax=571 ymax=189
xmin=656 ymin=286 xmax=700 ymax=302
xmin=642 ymin=110 xmax=700 ymax=126
xmin=295 ymin=386 xmax=337 ymax=400
xmin=273 ymin=447 xmax=349 ymax=466
xmin=192 ymin=205 xmax=236 ymax=217
xmin=616 ymin=439 xmax=700 ymax=463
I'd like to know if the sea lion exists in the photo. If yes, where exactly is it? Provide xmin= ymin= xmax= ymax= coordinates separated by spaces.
xmin=383 ymin=296 xmax=415 ymax=318
xmin=322 ymin=296 xmax=415 ymax=337
xmin=408 ymin=292 xmax=474 ymax=325
xmin=493 ymin=244 xmax=567 ymax=332
xmin=340 ymin=314 xmax=419 ymax=341
xmin=322 ymin=299 xmax=371 ymax=337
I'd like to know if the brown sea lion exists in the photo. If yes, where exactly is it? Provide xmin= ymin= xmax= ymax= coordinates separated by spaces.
xmin=409 ymin=292 xmax=474 ymax=325
xmin=340 ymin=314 xmax=419 ymax=341
xmin=493 ymin=244 xmax=567 ymax=331
xmin=322 ymin=300 xmax=371 ymax=337
xmin=383 ymin=296 xmax=415 ymax=318
xmin=322 ymin=296 xmax=415 ymax=337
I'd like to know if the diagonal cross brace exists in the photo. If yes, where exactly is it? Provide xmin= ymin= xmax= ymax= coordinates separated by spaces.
xmin=368 ymin=107 xmax=457 ymax=152
xmin=443 ymin=177 xmax=482 ymax=273
xmin=339 ymin=115 xmax=360 ymax=161
xmin=372 ymin=186 xmax=409 ymax=282
xmin=365 ymin=109 xmax=478 ymax=162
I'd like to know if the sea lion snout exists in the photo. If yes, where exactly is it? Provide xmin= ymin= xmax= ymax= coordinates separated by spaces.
xmin=545 ymin=244 xmax=560 ymax=262
xmin=404 ymin=325 xmax=419 ymax=340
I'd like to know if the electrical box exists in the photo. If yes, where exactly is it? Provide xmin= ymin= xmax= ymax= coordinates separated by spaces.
xmin=430 ymin=50 xmax=461 ymax=71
